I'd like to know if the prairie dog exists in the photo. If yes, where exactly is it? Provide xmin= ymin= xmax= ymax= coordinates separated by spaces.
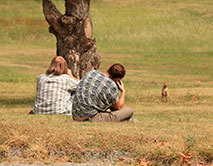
xmin=161 ymin=83 xmax=168 ymax=102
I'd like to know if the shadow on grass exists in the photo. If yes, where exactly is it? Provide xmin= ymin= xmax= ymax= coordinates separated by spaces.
xmin=0 ymin=97 xmax=34 ymax=107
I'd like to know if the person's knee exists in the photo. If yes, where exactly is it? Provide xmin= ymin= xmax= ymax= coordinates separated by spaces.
xmin=124 ymin=107 xmax=134 ymax=114
xmin=126 ymin=108 xmax=134 ymax=119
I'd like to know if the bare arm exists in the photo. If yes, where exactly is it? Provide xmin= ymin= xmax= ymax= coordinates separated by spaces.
xmin=112 ymin=81 xmax=125 ymax=110
xmin=67 ymin=69 xmax=79 ymax=80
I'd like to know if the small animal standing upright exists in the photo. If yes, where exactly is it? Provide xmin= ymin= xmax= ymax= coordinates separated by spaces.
xmin=161 ymin=83 xmax=168 ymax=102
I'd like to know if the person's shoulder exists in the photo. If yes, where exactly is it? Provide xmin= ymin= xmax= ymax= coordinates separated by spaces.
xmin=60 ymin=74 xmax=79 ymax=83
xmin=108 ymin=78 xmax=117 ymax=88
xmin=82 ymin=69 xmax=100 ymax=78
xmin=38 ymin=74 xmax=45 ymax=77
xmin=60 ymin=74 xmax=70 ymax=78
xmin=38 ymin=74 xmax=47 ymax=80
xmin=87 ymin=69 xmax=98 ymax=75
xmin=101 ymin=75 xmax=117 ymax=88
xmin=59 ymin=74 xmax=73 ymax=82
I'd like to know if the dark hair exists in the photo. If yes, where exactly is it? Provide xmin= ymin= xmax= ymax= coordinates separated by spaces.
xmin=108 ymin=63 xmax=126 ymax=79
xmin=46 ymin=56 xmax=68 ymax=76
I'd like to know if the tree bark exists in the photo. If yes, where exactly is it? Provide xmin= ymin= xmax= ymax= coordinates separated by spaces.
xmin=42 ymin=0 xmax=101 ymax=79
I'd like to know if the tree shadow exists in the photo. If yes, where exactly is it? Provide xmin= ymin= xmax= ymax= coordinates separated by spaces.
xmin=0 ymin=97 xmax=34 ymax=107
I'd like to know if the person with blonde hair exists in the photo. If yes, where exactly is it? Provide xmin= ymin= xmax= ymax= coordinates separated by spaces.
xmin=30 ymin=56 xmax=79 ymax=115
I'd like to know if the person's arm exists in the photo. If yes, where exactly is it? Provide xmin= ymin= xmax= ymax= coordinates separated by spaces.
xmin=112 ymin=81 xmax=125 ymax=110
xmin=67 ymin=69 xmax=79 ymax=81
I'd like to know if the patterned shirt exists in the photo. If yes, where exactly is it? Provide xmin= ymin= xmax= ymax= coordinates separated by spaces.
xmin=32 ymin=74 xmax=79 ymax=115
xmin=72 ymin=70 xmax=119 ymax=118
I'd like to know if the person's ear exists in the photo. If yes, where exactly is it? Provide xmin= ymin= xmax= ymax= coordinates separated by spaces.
xmin=106 ymin=66 xmax=111 ymax=73
xmin=112 ymin=78 xmax=120 ymax=83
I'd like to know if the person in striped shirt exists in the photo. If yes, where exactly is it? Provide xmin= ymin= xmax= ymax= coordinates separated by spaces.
xmin=72 ymin=63 xmax=133 ymax=122
xmin=31 ymin=56 xmax=79 ymax=115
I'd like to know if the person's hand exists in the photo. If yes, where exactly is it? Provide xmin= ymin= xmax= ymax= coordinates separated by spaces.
xmin=67 ymin=69 xmax=73 ymax=77
xmin=68 ymin=69 xmax=80 ymax=81
xmin=116 ymin=80 xmax=125 ymax=92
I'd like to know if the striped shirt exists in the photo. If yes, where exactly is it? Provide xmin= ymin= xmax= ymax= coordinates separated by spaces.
xmin=32 ymin=74 xmax=79 ymax=115
xmin=72 ymin=70 xmax=119 ymax=118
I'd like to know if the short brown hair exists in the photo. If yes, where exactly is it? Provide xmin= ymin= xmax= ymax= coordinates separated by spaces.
xmin=46 ymin=56 xmax=68 ymax=76
xmin=108 ymin=63 xmax=126 ymax=79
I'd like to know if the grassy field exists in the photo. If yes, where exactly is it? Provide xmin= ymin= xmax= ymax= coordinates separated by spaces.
xmin=0 ymin=0 xmax=213 ymax=165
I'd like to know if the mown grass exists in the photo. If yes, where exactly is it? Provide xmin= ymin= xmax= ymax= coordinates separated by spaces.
xmin=0 ymin=0 xmax=213 ymax=165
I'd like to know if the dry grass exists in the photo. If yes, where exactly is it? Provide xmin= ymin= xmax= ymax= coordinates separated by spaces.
xmin=0 ymin=0 xmax=213 ymax=165
xmin=0 ymin=47 xmax=213 ymax=165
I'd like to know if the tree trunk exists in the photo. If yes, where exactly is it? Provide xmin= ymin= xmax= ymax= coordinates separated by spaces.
xmin=42 ymin=0 xmax=101 ymax=79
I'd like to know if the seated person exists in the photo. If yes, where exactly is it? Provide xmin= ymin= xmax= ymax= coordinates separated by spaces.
xmin=72 ymin=63 xmax=133 ymax=122
xmin=30 ymin=56 xmax=79 ymax=115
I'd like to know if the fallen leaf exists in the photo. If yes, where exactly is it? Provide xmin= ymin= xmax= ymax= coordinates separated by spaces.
xmin=67 ymin=159 xmax=72 ymax=162
xmin=118 ymin=158 xmax=125 ymax=162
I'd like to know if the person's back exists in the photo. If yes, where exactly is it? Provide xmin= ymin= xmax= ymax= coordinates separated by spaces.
xmin=33 ymin=74 xmax=78 ymax=115
xmin=31 ymin=56 xmax=79 ymax=115
xmin=72 ymin=69 xmax=118 ymax=118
